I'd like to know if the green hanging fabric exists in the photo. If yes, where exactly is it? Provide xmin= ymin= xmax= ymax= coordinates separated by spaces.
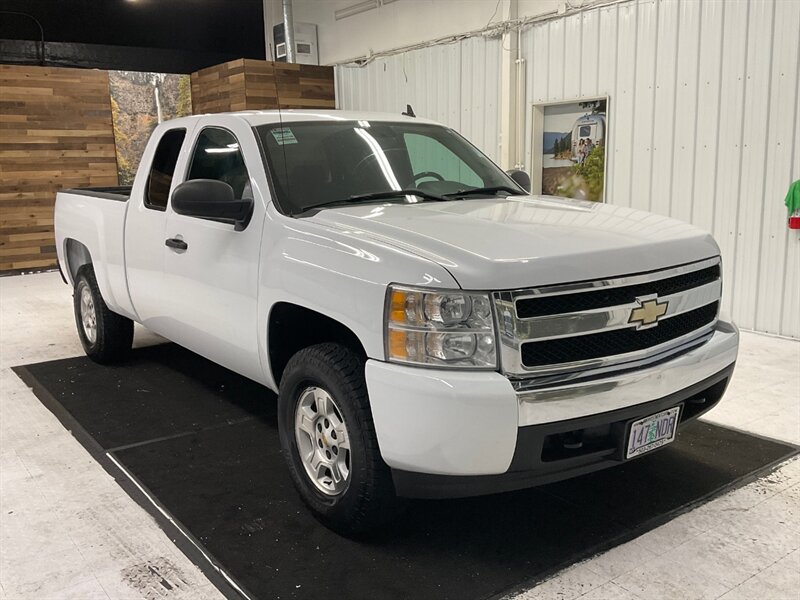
xmin=785 ymin=179 xmax=800 ymax=215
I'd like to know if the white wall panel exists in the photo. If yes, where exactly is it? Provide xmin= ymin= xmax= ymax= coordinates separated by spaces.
xmin=579 ymin=10 xmax=601 ymax=97
xmin=563 ymin=13 xmax=583 ymax=100
xmin=783 ymin=75 xmax=800 ymax=338
xmin=529 ymin=22 xmax=551 ymax=103
xmin=612 ymin=0 xmax=639 ymax=208
xmin=335 ymin=36 xmax=502 ymax=162
xmin=548 ymin=16 xmax=567 ymax=99
xmin=712 ymin=0 xmax=749 ymax=312
xmin=649 ymin=0 xmax=679 ymax=216
xmin=459 ymin=36 xmax=503 ymax=160
xmin=670 ymin=0 xmax=701 ymax=225
xmin=690 ymin=0 xmax=725 ymax=234
xmin=519 ymin=0 xmax=800 ymax=338
xmin=630 ymin=0 xmax=658 ymax=212
xmin=733 ymin=0 xmax=775 ymax=329
xmin=597 ymin=5 xmax=620 ymax=198
xmin=760 ymin=0 xmax=800 ymax=336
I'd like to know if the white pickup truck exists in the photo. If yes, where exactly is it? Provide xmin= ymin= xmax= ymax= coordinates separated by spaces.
xmin=55 ymin=110 xmax=739 ymax=534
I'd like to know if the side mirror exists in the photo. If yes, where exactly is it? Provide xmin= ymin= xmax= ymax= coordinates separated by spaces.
xmin=172 ymin=179 xmax=253 ymax=231
xmin=506 ymin=169 xmax=531 ymax=193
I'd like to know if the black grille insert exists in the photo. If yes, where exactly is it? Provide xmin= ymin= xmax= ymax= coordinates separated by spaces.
xmin=520 ymin=302 xmax=719 ymax=368
xmin=516 ymin=264 xmax=720 ymax=319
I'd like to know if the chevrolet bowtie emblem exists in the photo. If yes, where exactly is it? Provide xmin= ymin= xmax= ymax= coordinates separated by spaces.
xmin=629 ymin=297 xmax=669 ymax=328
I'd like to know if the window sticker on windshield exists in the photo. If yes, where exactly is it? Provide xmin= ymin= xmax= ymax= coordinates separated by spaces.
xmin=271 ymin=128 xmax=298 ymax=145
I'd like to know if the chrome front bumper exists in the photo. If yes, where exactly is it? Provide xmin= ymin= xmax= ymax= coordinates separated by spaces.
xmin=366 ymin=319 xmax=737 ymax=478
xmin=516 ymin=319 xmax=739 ymax=426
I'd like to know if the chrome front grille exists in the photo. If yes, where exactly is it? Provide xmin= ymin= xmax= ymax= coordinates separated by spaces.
xmin=520 ymin=302 xmax=718 ymax=367
xmin=492 ymin=257 xmax=722 ymax=381
xmin=514 ymin=264 xmax=720 ymax=318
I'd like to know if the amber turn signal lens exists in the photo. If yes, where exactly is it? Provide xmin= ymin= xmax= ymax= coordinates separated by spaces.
xmin=390 ymin=290 xmax=407 ymax=323
xmin=388 ymin=329 xmax=407 ymax=359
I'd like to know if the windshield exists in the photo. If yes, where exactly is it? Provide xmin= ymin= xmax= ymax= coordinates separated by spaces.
xmin=254 ymin=121 xmax=521 ymax=214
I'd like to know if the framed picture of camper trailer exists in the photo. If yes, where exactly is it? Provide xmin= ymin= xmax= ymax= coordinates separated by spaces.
xmin=530 ymin=97 xmax=609 ymax=202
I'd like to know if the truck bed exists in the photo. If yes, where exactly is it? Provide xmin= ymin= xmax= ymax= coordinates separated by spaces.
xmin=55 ymin=187 xmax=135 ymax=319
xmin=62 ymin=186 xmax=132 ymax=202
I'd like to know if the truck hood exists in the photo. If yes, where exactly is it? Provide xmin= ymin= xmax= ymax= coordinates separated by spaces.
xmin=308 ymin=195 xmax=720 ymax=290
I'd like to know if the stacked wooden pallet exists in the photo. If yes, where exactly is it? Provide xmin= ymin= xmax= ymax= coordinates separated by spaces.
xmin=191 ymin=58 xmax=335 ymax=114
xmin=0 ymin=65 xmax=118 ymax=273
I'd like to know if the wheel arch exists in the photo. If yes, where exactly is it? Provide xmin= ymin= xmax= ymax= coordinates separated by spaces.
xmin=267 ymin=302 xmax=368 ymax=387
xmin=64 ymin=238 xmax=93 ymax=285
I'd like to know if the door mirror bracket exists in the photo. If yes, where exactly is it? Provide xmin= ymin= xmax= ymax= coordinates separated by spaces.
xmin=233 ymin=197 xmax=254 ymax=231
xmin=506 ymin=169 xmax=531 ymax=193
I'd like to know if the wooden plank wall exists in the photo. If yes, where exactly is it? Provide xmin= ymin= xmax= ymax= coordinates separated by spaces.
xmin=191 ymin=58 xmax=335 ymax=114
xmin=190 ymin=59 xmax=248 ymax=113
xmin=0 ymin=65 xmax=118 ymax=273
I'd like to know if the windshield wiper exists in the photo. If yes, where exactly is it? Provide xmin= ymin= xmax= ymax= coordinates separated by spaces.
xmin=298 ymin=189 xmax=448 ymax=213
xmin=348 ymin=189 xmax=449 ymax=203
xmin=443 ymin=185 xmax=527 ymax=199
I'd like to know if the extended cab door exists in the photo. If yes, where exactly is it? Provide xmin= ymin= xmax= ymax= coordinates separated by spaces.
xmin=125 ymin=126 xmax=193 ymax=329
xmin=160 ymin=118 xmax=267 ymax=383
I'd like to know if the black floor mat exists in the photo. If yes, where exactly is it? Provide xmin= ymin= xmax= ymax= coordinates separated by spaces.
xmin=14 ymin=344 xmax=797 ymax=600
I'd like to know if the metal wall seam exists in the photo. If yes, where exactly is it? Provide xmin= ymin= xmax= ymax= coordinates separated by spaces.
xmin=670 ymin=0 xmax=702 ymax=226
xmin=773 ymin=0 xmax=800 ymax=337
xmin=733 ymin=0 xmax=776 ymax=330
xmin=756 ymin=2 xmax=793 ymax=334
xmin=630 ymin=0 xmax=658 ymax=215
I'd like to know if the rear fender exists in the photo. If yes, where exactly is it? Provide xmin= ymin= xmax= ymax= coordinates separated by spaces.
xmin=55 ymin=192 xmax=137 ymax=320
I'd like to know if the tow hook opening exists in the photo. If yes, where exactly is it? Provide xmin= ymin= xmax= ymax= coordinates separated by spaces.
xmin=540 ymin=377 xmax=730 ymax=463
xmin=560 ymin=431 xmax=584 ymax=450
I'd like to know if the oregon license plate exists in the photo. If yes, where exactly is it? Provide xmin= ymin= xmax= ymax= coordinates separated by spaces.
xmin=626 ymin=406 xmax=681 ymax=459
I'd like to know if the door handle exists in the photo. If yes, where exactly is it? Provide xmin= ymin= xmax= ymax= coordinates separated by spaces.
xmin=165 ymin=237 xmax=188 ymax=251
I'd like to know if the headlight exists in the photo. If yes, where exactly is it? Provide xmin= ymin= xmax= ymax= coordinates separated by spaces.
xmin=385 ymin=285 xmax=497 ymax=369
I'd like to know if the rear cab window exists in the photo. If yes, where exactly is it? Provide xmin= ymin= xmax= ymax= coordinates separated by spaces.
xmin=145 ymin=128 xmax=186 ymax=210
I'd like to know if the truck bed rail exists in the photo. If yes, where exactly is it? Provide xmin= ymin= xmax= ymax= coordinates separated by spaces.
xmin=61 ymin=186 xmax=132 ymax=202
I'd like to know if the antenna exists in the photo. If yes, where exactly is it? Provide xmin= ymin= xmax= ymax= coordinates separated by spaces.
xmin=402 ymin=104 xmax=416 ymax=118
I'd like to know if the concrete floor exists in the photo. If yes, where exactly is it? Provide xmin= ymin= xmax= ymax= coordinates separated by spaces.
xmin=1 ymin=272 xmax=798 ymax=600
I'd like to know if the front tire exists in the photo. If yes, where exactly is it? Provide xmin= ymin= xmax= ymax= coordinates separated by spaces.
xmin=73 ymin=266 xmax=133 ymax=364
xmin=278 ymin=343 xmax=401 ymax=535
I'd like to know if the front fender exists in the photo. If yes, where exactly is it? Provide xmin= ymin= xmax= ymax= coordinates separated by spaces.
xmin=257 ymin=210 xmax=459 ymax=389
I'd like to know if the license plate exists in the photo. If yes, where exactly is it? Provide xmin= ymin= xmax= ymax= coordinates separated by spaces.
xmin=626 ymin=406 xmax=681 ymax=459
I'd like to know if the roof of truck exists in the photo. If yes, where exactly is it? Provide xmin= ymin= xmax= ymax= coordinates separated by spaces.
xmin=167 ymin=109 xmax=442 ymax=127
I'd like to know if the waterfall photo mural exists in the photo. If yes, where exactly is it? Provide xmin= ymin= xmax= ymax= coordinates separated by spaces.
xmin=109 ymin=71 xmax=192 ymax=185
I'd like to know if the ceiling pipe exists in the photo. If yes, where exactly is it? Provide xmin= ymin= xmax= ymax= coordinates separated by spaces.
xmin=0 ymin=11 xmax=45 ymax=65
xmin=514 ymin=26 xmax=526 ymax=170
xmin=282 ymin=0 xmax=296 ymax=63
xmin=262 ymin=0 xmax=273 ymax=60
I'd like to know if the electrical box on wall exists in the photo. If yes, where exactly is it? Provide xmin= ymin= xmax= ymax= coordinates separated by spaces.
xmin=273 ymin=22 xmax=319 ymax=65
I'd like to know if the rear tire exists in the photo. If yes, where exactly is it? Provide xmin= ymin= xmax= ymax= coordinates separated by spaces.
xmin=278 ymin=343 xmax=402 ymax=535
xmin=73 ymin=266 xmax=133 ymax=364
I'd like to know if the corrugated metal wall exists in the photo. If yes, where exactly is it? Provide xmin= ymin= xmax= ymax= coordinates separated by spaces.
xmin=337 ymin=0 xmax=800 ymax=338
xmin=336 ymin=36 xmax=503 ymax=162
xmin=522 ymin=0 xmax=800 ymax=338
